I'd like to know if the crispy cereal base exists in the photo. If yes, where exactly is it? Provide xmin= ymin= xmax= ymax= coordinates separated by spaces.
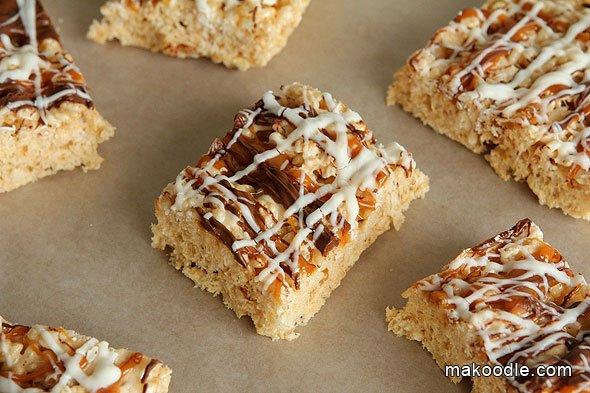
xmin=88 ymin=0 xmax=310 ymax=70
xmin=0 ymin=103 xmax=114 ymax=193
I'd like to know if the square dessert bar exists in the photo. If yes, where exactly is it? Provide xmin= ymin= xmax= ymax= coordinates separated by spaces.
xmin=88 ymin=0 xmax=311 ymax=70
xmin=389 ymin=0 xmax=590 ymax=219
xmin=152 ymin=83 xmax=429 ymax=340
xmin=0 ymin=0 xmax=114 ymax=193
xmin=0 ymin=316 xmax=171 ymax=392
xmin=387 ymin=218 xmax=590 ymax=393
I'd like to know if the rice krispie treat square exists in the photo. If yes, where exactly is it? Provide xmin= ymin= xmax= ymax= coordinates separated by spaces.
xmin=152 ymin=83 xmax=429 ymax=340
xmin=0 ymin=0 xmax=115 ymax=193
xmin=389 ymin=0 xmax=590 ymax=219
xmin=88 ymin=0 xmax=311 ymax=70
xmin=387 ymin=218 xmax=590 ymax=392
xmin=0 ymin=316 xmax=171 ymax=392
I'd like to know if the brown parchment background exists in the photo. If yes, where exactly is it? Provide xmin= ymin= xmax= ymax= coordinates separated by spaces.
xmin=2 ymin=1 xmax=590 ymax=392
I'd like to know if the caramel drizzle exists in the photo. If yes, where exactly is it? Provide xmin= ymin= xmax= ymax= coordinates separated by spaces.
xmin=172 ymin=88 xmax=414 ymax=291
xmin=0 ymin=323 xmax=62 ymax=389
xmin=0 ymin=0 xmax=93 ymax=121
xmin=418 ymin=219 xmax=590 ymax=392
xmin=422 ymin=0 xmax=590 ymax=174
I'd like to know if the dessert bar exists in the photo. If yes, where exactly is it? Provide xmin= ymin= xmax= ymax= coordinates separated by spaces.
xmin=88 ymin=0 xmax=311 ymax=70
xmin=389 ymin=0 xmax=590 ymax=219
xmin=0 ymin=316 xmax=171 ymax=392
xmin=0 ymin=0 xmax=114 ymax=193
xmin=387 ymin=218 xmax=590 ymax=392
xmin=152 ymin=83 xmax=429 ymax=339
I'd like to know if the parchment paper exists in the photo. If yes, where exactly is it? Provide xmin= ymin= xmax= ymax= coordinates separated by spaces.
xmin=2 ymin=1 xmax=589 ymax=392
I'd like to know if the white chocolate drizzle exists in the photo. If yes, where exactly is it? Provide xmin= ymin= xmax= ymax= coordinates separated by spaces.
xmin=170 ymin=86 xmax=415 ymax=290
xmin=34 ymin=326 xmax=121 ymax=393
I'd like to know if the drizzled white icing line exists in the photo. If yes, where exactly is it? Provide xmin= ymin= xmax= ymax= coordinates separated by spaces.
xmin=173 ymin=89 xmax=414 ymax=290
xmin=545 ymin=127 xmax=590 ymax=171
xmin=0 ymin=0 xmax=92 ymax=118
xmin=195 ymin=0 xmax=212 ymax=19
xmin=34 ymin=326 xmax=121 ymax=393
xmin=172 ymin=107 xmax=261 ymax=211
xmin=13 ymin=0 xmax=43 ymax=115
xmin=17 ymin=0 xmax=37 ymax=48
xmin=0 ymin=44 xmax=47 ymax=83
